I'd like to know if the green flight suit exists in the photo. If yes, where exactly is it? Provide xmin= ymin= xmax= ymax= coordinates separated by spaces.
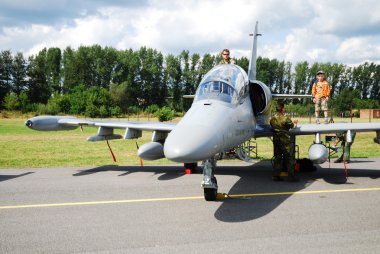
xmin=270 ymin=113 xmax=295 ymax=176
xmin=219 ymin=58 xmax=236 ymax=64
xmin=335 ymin=132 xmax=356 ymax=162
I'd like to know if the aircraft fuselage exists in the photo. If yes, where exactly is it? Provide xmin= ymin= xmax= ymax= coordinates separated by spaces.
xmin=164 ymin=64 xmax=256 ymax=163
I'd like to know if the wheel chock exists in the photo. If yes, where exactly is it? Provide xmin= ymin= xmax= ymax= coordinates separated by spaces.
xmin=216 ymin=193 xmax=228 ymax=200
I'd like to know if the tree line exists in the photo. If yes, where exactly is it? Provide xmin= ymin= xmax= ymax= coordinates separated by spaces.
xmin=0 ymin=45 xmax=379 ymax=118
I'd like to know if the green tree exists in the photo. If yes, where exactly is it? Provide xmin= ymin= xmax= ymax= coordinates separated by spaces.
xmin=27 ymin=48 xmax=51 ymax=104
xmin=352 ymin=62 xmax=373 ymax=99
xmin=110 ymin=81 xmax=130 ymax=112
xmin=165 ymin=54 xmax=182 ymax=111
xmin=144 ymin=48 xmax=164 ymax=106
xmin=11 ymin=52 xmax=27 ymax=95
xmin=155 ymin=106 xmax=175 ymax=122
xmin=353 ymin=98 xmax=379 ymax=109
xmin=333 ymin=88 xmax=360 ymax=113
xmin=327 ymin=63 xmax=345 ymax=99
xmin=46 ymin=48 xmax=62 ymax=94
xmin=62 ymin=47 xmax=77 ymax=93
xmin=0 ymin=50 xmax=13 ymax=107
xmin=256 ymin=57 xmax=278 ymax=91
xmin=180 ymin=50 xmax=194 ymax=110
xmin=3 ymin=93 xmax=20 ymax=110
xmin=294 ymin=61 xmax=309 ymax=95
xmin=338 ymin=66 xmax=353 ymax=94
xmin=112 ymin=49 xmax=142 ymax=109
xmin=235 ymin=56 xmax=249 ymax=73
xmin=371 ymin=64 xmax=380 ymax=103
xmin=76 ymin=45 xmax=96 ymax=88
xmin=94 ymin=46 xmax=117 ymax=89
xmin=199 ymin=53 xmax=215 ymax=77
xmin=68 ymin=84 xmax=87 ymax=114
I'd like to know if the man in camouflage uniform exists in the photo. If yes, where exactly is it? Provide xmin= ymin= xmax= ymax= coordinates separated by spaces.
xmin=332 ymin=131 xmax=356 ymax=163
xmin=270 ymin=102 xmax=299 ymax=181
xmin=219 ymin=49 xmax=236 ymax=64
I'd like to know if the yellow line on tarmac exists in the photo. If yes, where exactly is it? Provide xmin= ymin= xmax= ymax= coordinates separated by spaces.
xmin=0 ymin=196 xmax=204 ymax=210
xmin=1 ymin=187 xmax=380 ymax=210
xmin=227 ymin=187 xmax=380 ymax=198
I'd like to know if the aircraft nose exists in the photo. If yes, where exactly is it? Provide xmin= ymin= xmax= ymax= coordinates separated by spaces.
xmin=164 ymin=125 xmax=220 ymax=162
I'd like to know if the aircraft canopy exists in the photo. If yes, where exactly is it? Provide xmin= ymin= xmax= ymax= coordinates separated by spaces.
xmin=195 ymin=64 xmax=249 ymax=104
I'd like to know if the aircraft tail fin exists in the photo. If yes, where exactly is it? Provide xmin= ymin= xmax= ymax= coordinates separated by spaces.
xmin=248 ymin=21 xmax=261 ymax=81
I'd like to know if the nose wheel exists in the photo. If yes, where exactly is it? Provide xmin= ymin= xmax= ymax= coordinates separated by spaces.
xmin=202 ymin=158 xmax=218 ymax=201
xmin=203 ymin=177 xmax=218 ymax=201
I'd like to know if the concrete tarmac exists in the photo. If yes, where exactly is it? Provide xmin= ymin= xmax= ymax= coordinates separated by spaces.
xmin=1 ymin=159 xmax=380 ymax=253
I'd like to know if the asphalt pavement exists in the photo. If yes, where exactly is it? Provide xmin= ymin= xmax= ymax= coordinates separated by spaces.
xmin=1 ymin=158 xmax=380 ymax=253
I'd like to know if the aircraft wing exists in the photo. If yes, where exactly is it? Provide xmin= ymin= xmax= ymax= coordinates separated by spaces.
xmin=292 ymin=122 xmax=380 ymax=135
xmin=254 ymin=122 xmax=380 ymax=137
xmin=25 ymin=116 xmax=176 ymax=141
xmin=59 ymin=117 xmax=176 ymax=132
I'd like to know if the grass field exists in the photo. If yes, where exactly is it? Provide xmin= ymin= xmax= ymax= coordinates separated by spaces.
xmin=0 ymin=115 xmax=379 ymax=169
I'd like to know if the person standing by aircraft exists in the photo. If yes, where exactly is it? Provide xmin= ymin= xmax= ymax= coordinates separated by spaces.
xmin=219 ymin=49 xmax=236 ymax=64
xmin=270 ymin=102 xmax=299 ymax=181
xmin=312 ymin=70 xmax=331 ymax=124
xmin=332 ymin=131 xmax=356 ymax=163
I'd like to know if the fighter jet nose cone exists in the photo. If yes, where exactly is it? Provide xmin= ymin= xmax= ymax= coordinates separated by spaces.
xmin=164 ymin=125 xmax=220 ymax=162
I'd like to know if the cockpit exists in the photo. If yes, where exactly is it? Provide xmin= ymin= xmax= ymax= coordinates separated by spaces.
xmin=194 ymin=64 xmax=249 ymax=104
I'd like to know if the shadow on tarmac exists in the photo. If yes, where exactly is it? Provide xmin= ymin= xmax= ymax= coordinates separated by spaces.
xmin=73 ymin=164 xmax=186 ymax=181
xmin=72 ymin=159 xmax=380 ymax=223
xmin=0 ymin=172 xmax=34 ymax=182
xmin=213 ymin=161 xmax=310 ymax=222
xmin=214 ymin=160 xmax=380 ymax=222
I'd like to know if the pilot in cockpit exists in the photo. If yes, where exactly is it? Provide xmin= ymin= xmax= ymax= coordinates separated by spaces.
xmin=219 ymin=49 xmax=236 ymax=65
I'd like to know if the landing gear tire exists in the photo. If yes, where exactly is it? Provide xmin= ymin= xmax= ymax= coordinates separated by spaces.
xmin=204 ymin=188 xmax=217 ymax=201
xmin=203 ymin=177 xmax=217 ymax=201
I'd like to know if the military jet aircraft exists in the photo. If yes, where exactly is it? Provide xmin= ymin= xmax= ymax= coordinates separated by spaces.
xmin=26 ymin=22 xmax=380 ymax=201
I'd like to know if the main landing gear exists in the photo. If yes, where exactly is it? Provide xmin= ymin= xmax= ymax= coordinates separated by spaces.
xmin=201 ymin=158 xmax=218 ymax=201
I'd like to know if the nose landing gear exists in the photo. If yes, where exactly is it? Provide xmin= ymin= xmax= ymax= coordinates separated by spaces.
xmin=201 ymin=158 xmax=218 ymax=201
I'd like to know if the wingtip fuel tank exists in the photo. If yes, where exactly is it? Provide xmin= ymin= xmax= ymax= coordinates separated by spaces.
xmin=25 ymin=116 xmax=78 ymax=131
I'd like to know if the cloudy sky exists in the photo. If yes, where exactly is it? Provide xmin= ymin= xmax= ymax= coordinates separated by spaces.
xmin=1 ymin=0 xmax=380 ymax=65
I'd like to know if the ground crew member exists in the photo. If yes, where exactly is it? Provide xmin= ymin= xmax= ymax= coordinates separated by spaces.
xmin=270 ymin=102 xmax=299 ymax=181
xmin=332 ymin=131 xmax=356 ymax=163
xmin=219 ymin=49 xmax=236 ymax=64
xmin=312 ymin=70 xmax=331 ymax=124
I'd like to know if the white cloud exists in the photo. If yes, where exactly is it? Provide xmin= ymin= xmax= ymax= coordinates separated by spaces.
xmin=0 ymin=0 xmax=379 ymax=65
xmin=336 ymin=36 xmax=380 ymax=64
